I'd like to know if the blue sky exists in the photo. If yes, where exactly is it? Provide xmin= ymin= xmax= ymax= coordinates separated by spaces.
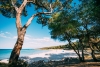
xmin=0 ymin=0 xmax=79 ymax=49
xmin=0 ymin=5 xmax=68 ymax=49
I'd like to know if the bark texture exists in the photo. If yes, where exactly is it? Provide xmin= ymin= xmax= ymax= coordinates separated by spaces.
xmin=9 ymin=28 xmax=26 ymax=65
xmin=79 ymin=38 xmax=85 ymax=62
xmin=9 ymin=0 xmax=53 ymax=66
xmin=89 ymin=43 xmax=98 ymax=61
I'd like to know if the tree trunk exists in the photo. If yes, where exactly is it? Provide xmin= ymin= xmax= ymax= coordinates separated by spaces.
xmin=8 ymin=0 xmax=53 ymax=66
xmin=89 ymin=43 xmax=98 ymax=61
xmin=79 ymin=39 xmax=85 ymax=62
xmin=71 ymin=42 xmax=83 ymax=62
xmin=94 ymin=43 xmax=100 ymax=52
xmin=81 ymin=44 xmax=85 ymax=62
xmin=91 ymin=50 xmax=98 ymax=61
xmin=70 ymin=43 xmax=82 ymax=62
xmin=67 ymin=39 xmax=82 ymax=62
xmin=9 ymin=28 xmax=26 ymax=66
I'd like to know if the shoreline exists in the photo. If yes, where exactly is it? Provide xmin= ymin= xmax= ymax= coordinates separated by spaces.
xmin=0 ymin=49 xmax=78 ymax=63
xmin=0 ymin=49 xmax=100 ymax=67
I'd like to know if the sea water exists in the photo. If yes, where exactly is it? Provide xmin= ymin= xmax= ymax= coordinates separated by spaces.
xmin=0 ymin=49 xmax=49 ymax=60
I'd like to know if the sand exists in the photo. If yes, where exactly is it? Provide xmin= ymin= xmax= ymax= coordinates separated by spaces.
xmin=0 ymin=59 xmax=8 ymax=63
xmin=0 ymin=49 xmax=78 ymax=63
xmin=25 ymin=49 xmax=78 ymax=63
xmin=0 ymin=49 xmax=100 ymax=67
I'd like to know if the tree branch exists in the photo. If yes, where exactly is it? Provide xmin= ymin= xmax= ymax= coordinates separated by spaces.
xmin=18 ymin=0 xmax=27 ymax=14
xmin=11 ymin=0 xmax=22 ymax=29
xmin=11 ymin=0 xmax=27 ymax=13
xmin=23 ymin=4 xmax=53 ymax=28
xmin=90 ymin=38 xmax=100 ymax=43
xmin=24 ymin=14 xmax=37 ymax=27
xmin=27 ymin=0 xmax=35 ymax=3
xmin=16 ymin=13 xmax=22 ymax=29
xmin=12 ymin=0 xmax=28 ymax=30
xmin=11 ymin=0 xmax=18 ymax=12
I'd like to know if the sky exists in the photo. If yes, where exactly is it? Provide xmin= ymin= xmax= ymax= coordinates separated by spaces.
xmin=0 ymin=6 xmax=68 ymax=49
xmin=0 ymin=0 xmax=79 ymax=49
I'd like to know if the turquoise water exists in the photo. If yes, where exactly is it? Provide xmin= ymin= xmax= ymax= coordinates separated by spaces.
xmin=0 ymin=49 xmax=49 ymax=60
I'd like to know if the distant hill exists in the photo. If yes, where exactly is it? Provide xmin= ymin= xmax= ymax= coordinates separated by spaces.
xmin=39 ymin=44 xmax=71 ymax=50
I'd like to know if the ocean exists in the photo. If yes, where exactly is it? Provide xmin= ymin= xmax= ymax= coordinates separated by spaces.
xmin=0 ymin=49 xmax=49 ymax=60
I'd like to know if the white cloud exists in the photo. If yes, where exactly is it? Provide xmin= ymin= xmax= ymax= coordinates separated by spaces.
xmin=25 ymin=34 xmax=32 ymax=37
xmin=0 ymin=32 xmax=11 ymax=38
xmin=23 ymin=36 xmax=67 ymax=48
xmin=5 ymin=32 xmax=12 ymax=35
xmin=24 ymin=35 xmax=33 ymax=41
xmin=0 ymin=32 xmax=67 ymax=49
xmin=0 ymin=32 xmax=7 ymax=38
xmin=32 ymin=37 xmax=51 ymax=42
xmin=13 ymin=36 xmax=17 ymax=39
xmin=13 ymin=35 xmax=33 ymax=40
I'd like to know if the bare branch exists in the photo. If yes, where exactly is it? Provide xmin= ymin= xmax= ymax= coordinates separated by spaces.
xmin=11 ymin=0 xmax=22 ymax=29
xmin=27 ymin=0 xmax=35 ymax=3
xmin=18 ymin=0 xmax=27 ymax=13
xmin=24 ymin=14 xmax=37 ymax=27
xmin=50 ymin=4 xmax=53 ymax=13
xmin=14 ymin=0 xmax=28 ymax=30
xmin=24 ymin=12 xmax=52 ymax=28
xmin=16 ymin=13 xmax=22 ymax=29
xmin=11 ymin=0 xmax=18 ymax=12
xmin=90 ymin=38 xmax=100 ymax=43
xmin=23 ymin=3 xmax=53 ymax=28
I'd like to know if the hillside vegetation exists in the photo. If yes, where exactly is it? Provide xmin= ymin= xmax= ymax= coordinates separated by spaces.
xmin=40 ymin=45 xmax=68 ymax=49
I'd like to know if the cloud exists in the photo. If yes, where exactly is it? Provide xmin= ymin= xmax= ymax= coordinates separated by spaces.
xmin=13 ymin=34 xmax=33 ymax=40
xmin=24 ymin=35 xmax=33 ymax=41
xmin=32 ymin=37 xmax=51 ymax=42
xmin=0 ymin=32 xmax=11 ymax=38
xmin=0 ymin=31 xmax=67 ymax=49
xmin=5 ymin=32 xmax=12 ymax=35
xmin=13 ymin=36 xmax=17 ymax=39
xmin=0 ymin=32 xmax=7 ymax=38
xmin=23 ymin=35 xmax=67 ymax=48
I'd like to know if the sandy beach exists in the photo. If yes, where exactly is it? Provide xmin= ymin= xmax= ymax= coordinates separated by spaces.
xmin=26 ymin=49 xmax=78 ymax=63
xmin=0 ymin=49 xmax=100 ymax=67
xmin=0 ymin=49 xmax=78 ymax=63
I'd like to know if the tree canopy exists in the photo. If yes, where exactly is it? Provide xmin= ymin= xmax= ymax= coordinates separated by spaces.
xmin=0 ymin=0 xmax=100 ymax=64
xmin=0 ymin=0 xmax=65 ymax=66
xmin=48 ymin=0 xmax=100 ymax=61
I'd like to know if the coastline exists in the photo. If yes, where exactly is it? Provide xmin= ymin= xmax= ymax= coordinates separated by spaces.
xmin=0 ymin=49 xmax=100 ymax=67
xmin=0 ymin=49 xmax=78 ymax=63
